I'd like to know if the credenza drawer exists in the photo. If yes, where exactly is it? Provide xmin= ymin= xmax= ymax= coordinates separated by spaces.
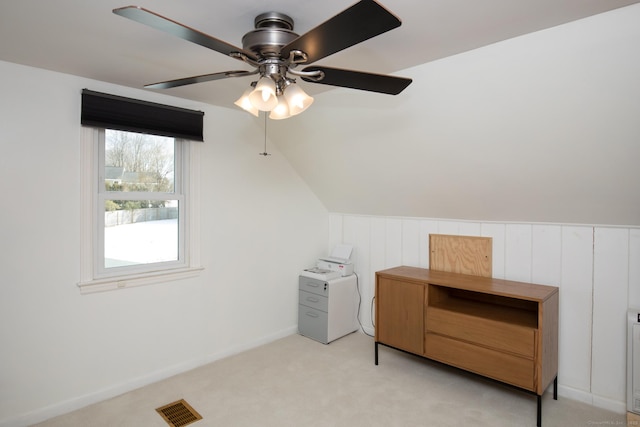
xmin=426 ymin=307 xmax=535 ymax=358
xmin=299 ymin=290 xmax=328 ymax=312
xmin=425 ymin=333 xmax=535 ymax=391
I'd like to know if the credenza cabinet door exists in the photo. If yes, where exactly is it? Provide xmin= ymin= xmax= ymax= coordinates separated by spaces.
xmin=375 ymin=277 xmax=424 ymax=355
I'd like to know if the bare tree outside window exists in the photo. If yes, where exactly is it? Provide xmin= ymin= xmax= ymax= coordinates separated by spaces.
xmin=105 ymin=130 xmax=174 ymax=194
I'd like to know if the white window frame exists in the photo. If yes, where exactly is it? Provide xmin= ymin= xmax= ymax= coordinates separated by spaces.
xmin=78 ymin=127 xmax=202 ymax=294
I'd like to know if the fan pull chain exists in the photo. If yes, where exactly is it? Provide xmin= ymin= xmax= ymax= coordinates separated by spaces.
xmin=259 ymin=112 xmax=271 ymax=156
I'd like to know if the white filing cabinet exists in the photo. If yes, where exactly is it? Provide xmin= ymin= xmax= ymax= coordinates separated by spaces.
xmin=298 ymin=275 xmax=358 ymax=344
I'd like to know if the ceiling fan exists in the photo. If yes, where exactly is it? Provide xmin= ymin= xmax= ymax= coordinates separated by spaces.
xmin=113 ymin=0 xmax=412 ymax=119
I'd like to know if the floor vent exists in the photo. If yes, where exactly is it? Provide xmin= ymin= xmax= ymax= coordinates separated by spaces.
xmin=156 ymin=399 xmax=202 ymax=427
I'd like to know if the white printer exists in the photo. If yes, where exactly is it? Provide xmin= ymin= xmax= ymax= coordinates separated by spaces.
xmin=300 ymin=244 xmax=354 ymax=280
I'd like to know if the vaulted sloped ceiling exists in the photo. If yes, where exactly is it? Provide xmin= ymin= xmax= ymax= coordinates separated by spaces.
xmin=268 ymin=4 xmax=640 ymax=226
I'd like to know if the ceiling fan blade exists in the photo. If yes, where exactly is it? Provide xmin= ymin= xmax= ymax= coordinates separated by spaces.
xmin=281 ymin=0 xmax=401 ymax=65
xmin=113 ymin=6 xmax=258 ymax=62
xmin=301 ymin=66 xmax=412 ymax=95
xmin=145 ymin=70 xmax=257 ymax=89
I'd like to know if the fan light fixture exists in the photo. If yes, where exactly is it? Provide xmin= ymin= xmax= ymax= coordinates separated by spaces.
xmin=234 ymin=74 xmax=314 ymax=120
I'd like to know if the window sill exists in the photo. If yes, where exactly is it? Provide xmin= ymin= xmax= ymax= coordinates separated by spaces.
xmin=77 ymin=266 xmax=204 ymax=294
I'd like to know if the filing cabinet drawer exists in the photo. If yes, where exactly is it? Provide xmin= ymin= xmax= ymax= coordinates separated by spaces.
xmin=299 ymin=277 xmax=328 ymax=297
xmin=299 ymin=290 xmax=329 ymax=312
xmin=298 ymin=306 xmax=328 ymax=344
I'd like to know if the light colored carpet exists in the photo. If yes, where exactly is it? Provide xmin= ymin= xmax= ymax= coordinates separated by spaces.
xmin=33 ymin=332 xmax=625 ymax=427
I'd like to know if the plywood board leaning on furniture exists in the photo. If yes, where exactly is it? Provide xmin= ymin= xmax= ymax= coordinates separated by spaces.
xmin=429 ymin=234 xmax=492 ymax=277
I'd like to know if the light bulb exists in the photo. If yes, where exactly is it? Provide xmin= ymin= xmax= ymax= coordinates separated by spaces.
xmin=234 ymin=87 xmax=259 ymax=117
xmin=283 ymin=83 xmax=314 ymax=116
xmin=269 ymin=95 xmax=291 ymax=120
xmin=249 ymin=76 xmax=278 ymax=111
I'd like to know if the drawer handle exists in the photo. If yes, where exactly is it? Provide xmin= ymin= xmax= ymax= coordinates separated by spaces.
xmin=306 ymin=296 xmax=320 ymax=303
xmin=305 ymin=311 xmax=319 ymax=318
xmin=305 ymin=282 xmax=319 ymax=287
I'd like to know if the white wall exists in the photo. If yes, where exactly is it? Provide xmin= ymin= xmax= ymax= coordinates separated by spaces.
xmin=272 ymin=4 xmax=640 ymax=226
xmin=329 ymin=213 xmax=640 ymax=413
xmin=0 ymin=60 xmax=329 ymax=426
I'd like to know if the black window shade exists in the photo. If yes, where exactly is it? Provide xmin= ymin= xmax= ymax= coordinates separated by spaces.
xmin=81 ymin=89 xmax=204 ymax=141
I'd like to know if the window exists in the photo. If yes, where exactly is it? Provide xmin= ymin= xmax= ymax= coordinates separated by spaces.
xmin=100 ymin=129 xmax=183 ymax=273
xmin=78 ymin=90 xmax=203 ymax=293
xmin=79 ymin=127 xmax=202 ymax=293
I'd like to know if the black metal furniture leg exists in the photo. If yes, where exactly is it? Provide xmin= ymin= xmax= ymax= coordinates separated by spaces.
xmin=538 ymin=376 xmax=558 ymax=426
xmin=375 ymin=341 xmax=379 ymax=365
xmin=537 ymin=395 xmax=542 ymax=427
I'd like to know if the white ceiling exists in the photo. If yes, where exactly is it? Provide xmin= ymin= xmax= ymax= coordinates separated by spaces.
xmin=1 ymin=0 xmax=638 ymax=110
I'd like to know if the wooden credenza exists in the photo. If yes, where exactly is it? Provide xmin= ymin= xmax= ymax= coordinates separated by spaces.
xmin=375 ymin=266 xmax=559 ymax=427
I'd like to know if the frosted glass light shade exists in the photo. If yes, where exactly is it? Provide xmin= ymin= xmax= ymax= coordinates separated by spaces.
xmin=234 ymin=87 xmax=259 ymax=117
xmin=283 ymin=83 xmax=314 ymax=116
xmin=249 ymin=77 xmax=278 ymax=111
xmin=269 ymin=96 xmax=291 ymax=120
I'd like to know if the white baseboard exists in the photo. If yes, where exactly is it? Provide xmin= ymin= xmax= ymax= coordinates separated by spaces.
xmin=1 ymin=326 xmax=298 ymax=427
xmin=592 ymin=394 xmax=627 ymax=414
xmin=199 ymin=325 xmax=297 ymax=366
xmin=557 ymin=385 xmax=626 ymax=414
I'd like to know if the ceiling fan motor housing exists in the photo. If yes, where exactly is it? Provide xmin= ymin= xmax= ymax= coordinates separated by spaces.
xmin=242 ymin=12 xmax=299 ymax=57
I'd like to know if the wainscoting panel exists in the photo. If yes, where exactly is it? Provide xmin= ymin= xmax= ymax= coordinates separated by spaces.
xmin=532 ymin=225 xmax=562 ymax=286
xmin=401 ymin=219 xmax=421 ymax=267
xmin=592 ymin=227 xmax=629 ymax=403
xmin=559 ymin=226 xmax=594 ymax=394
xmin=384 ymin=218 xmax=402 ymax=268
xmin=505 ymin=224 xmax=533 ymax=283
